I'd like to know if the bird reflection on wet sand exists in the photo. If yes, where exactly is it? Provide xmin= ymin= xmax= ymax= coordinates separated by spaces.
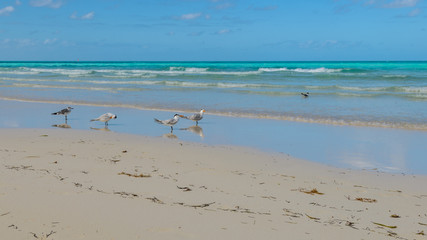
xmin=90 ymin=126 xmax=111 ymax=132
xmin=180 ymin=125 xmax=204 ymax=138
xmin=162 ymin=133 xmax=178 ymax=139
xmin=52 ymin=123 xmax=71 ymax=129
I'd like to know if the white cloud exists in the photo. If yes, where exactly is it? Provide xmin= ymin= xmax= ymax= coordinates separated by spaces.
xmin=216 ymin=29 xmax=230 ymax=35
xmin=251 ymin=5 xmax=278 ymax=11
xmin=382 ymin=0 xmax=419 ymax=8
xmin=215 ymin=2 xmax=233 ymax=10
xmin=43 ymin=38 xmax=57 ymax=45
xmin=0 ymin=6 xmax=14 ymax=16
xmin=81 ymin=11 xmax=95 ymax=20
xmin=396 ymin=7 xmax=421 ymax=17
xmin=30 ymin=0 xmax=63 ymax=9
xmin=70 ymin=11 xmax=95 ymax=20
xmin=180 ymin=12 xmax=202 ymax=20
xmin=407 ymin=8 xmax=421 ymax=16
xmin=363 ymin=0 xmax=419 ymax=8
xmin=16 ymin=0 xmax=22 ymax=5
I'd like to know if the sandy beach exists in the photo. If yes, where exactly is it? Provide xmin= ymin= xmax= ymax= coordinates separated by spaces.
xmin=2 ymin=1 xmax=427 ymax=239
xmin=1 ymin=128 xmax=426 ymax=240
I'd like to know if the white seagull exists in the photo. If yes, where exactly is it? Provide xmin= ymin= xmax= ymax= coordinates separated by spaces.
xmin=52 ymin=107 xmax=73 ymax=121
xmin=90 ymin=113 xmax=117 ymax=126
xmin=183 ymin=109 xmax=205 ymax=125
xmin=154 ymin=114 xmax=184 ymax=132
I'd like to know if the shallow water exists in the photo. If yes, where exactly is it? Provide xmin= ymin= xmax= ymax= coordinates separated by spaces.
xmin=1 ymin=100 xmax=426 ymax=175
xmin=1 ymin=61 xmax=426 ymax=130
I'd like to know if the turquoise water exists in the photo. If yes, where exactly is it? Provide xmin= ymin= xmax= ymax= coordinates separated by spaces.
xmin=0 ymin=61 xmax=426 ymax=130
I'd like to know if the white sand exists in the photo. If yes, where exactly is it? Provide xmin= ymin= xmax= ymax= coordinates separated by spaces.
xmin=1 ymin=128 xmax=426 ymax=240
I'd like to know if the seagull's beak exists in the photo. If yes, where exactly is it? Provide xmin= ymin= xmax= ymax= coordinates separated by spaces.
xmin=179 ymin=115 xmax=184 ymax=117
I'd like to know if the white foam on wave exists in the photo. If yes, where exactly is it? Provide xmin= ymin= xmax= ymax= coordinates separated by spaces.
xmin=4 ymin=67 xmax=262 ymax=77
xmin=336 ymin=86 xmax=388 ymax=92
xmin=11 ymin=83 xmax=116 ymax=92
xmin=401 ymin=86 xmax=427 ymax=94
xmin=169 ymin=67 xmax=209 ymax=72
xmin=258 ymin=67 xmax=289 ymax=72
xmin=0 ymin=70 xmax=39 ymax=75
xmin=259 ymin=67 xmax=342 ymax=73
xmin=293 ymin=67 xmax=342 ymax=73
xmin=382 ymin=74 xmax=408 ymax=78
xmin=24 ymin=68 xmax=93 ymax=76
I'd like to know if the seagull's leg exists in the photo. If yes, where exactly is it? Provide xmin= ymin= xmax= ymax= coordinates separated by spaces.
xmin=170 ymin=126 xmax=173 ymax=133
xmin=196 ymin=121 xmax=198 ymax=126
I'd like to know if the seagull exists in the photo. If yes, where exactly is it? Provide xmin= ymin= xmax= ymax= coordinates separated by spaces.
xmin=51 ymin=107 xmax=73 ymax=121
xmin=154 ymin=114 xmax=184 ymax=132
xmin=90 ymin=113 xmax=117 ymax=126
xmin=301 ymin=92 xmax=309 ymax=97
xmin=183 ymin=109 xmax=205 ymax=125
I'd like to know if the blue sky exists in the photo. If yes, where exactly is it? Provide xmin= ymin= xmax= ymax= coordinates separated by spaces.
xmin=0 ymin=0 xmax=426 ymax=61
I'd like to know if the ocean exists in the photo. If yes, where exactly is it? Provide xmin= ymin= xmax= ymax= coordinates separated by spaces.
xmin=0 ymin=61 xmax=426 ymax=130
xmin=1 ymin=61 xmax=427 ymax=174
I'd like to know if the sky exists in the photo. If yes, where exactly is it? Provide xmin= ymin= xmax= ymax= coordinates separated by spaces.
xmin=0 ymin=0 xmax=426 ymax=61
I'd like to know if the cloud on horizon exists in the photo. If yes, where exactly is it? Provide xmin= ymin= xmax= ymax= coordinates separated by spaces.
xmin=334 ymin=0 xmax=420 ymax=14
xmin=215 ymin=29 xmax=231 ymax=35
xmin=30 ymin=0 xmax=63 ymax=9
xmin=396 ymin=7 xmax=421 ymax=17
xmin=0 ymin=6 xmax=14 ymax=16
xmin=380 ymin=0 xmax=419 ymax=8
xmin=43 ymin=38 xmax=57 ymax=45
xmin=249 ymin=5 xmax=278 ymax=11
xmin=214 ymin=2 xmax=233 ymax=10
xmin=70 ymin=11 xmax=95 ymax=20
xmin=179 ymin=12 xmax=202 ymax=20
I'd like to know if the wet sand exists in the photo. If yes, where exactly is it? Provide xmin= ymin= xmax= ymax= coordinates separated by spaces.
xmin=1 ymin=128 xmax=426 ymax=240
xmin=1 ymin=99 xmax=427 ymax=174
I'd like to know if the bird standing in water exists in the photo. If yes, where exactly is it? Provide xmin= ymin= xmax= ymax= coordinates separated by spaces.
xmin=52 ymin=107 xmax=73 ymax=121
xmin=301 ymin=92 xmax=309 ymax=98
xmin=154 ymin=114 xmax=184 ymax=132
xmin=91 ymin=113 xmax=117 ymax=126
xmin=183 ymin=109 xmax=206 ymax=125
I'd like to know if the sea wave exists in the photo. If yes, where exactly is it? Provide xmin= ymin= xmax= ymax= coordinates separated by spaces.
xmin=7 ymin=67 xmax=261 ymax=77
xmin=2 ymin=66 xmax=352 ymax=78
xmin=259 ymin=67 xmax=343 ymax=73
xmin=3 ymin=77 xmax=427 ymax=97
xmin=23 ymin=67 xmax=94 ymax=77
xmin=10 ymin=83 xmax=119 ymax=92
xmin=169 ymin=67 xmax=209 ymax=72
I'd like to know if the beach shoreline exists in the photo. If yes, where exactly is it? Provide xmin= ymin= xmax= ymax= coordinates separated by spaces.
xmin=1 ymin=128 xmax=426 ymax=240
xmin=1 ymin=98 xmax=427 ymax=175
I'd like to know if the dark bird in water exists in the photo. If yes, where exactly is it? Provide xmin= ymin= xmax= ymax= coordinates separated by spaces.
xmin=183 ymin=109 xmax=205 ymax=125
xmin=52 ymin=107 xmax=73 ymax=121
xmin=154 ymin=114 xmax=184 ymax=132
xmin=301 ymin=92 xmax=309 ymax=97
